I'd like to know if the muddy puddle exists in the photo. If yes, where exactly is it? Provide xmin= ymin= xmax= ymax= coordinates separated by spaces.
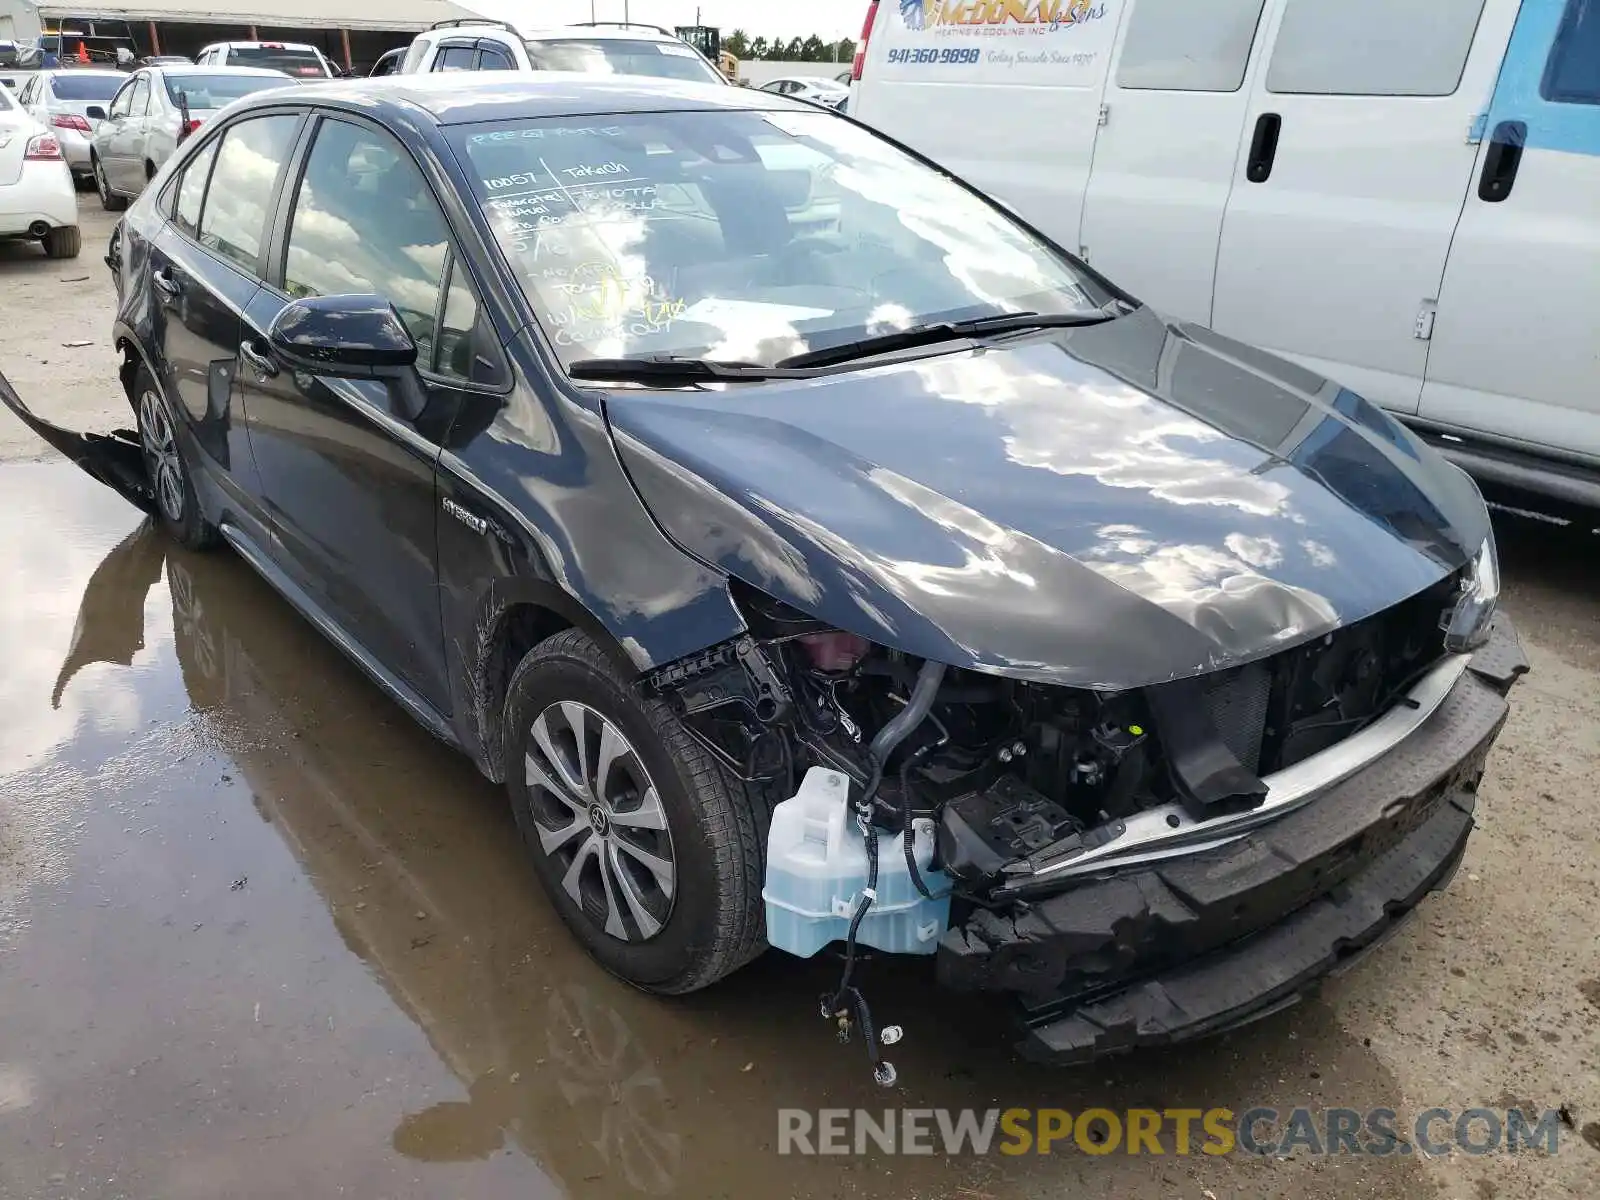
xmin=4 ymin=461 xmax=1594 ymax=1200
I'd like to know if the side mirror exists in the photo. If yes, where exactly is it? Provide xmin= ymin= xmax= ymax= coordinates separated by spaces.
xmin=267 ymin=294 xmax=426 ymax=419
xmin=86 ymin=104 xmax=106 ymax=120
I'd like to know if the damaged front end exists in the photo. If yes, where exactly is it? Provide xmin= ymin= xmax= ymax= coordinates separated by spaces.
xmin=646 ymin=563 xmax=1527 ymax=1067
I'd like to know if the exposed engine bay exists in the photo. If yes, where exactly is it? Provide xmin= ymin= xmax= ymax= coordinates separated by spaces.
xmin=649 ymin=575 xmax=1463 ymax=901
xmin=642 ymin=572 xmax=1495 ymax=1083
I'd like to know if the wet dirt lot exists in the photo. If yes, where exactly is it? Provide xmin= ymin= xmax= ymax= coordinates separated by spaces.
xmin=2 ymin=204 xmax=1598 ymax=1200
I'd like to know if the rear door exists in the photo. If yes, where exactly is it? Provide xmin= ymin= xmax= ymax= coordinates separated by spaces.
xmin=853 ymin=0 xmax=1129 ymax=256
xmin=1420 ymin=0 xmax=1600 ymax=462
xmin=235 ymin=114 xmax=466 ymax=712
xmin=148 ymin=112 xmax=303 ymax=528
xmin=1209 ymin=0 xmax=1521 ymax=415
xmin=1077 ymin=0 xmax=1270 ymax=323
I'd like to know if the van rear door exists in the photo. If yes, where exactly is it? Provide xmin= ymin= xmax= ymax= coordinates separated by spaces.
xmin=1077 ymin=0 xmax=1271 ymax=325
xmin=1209 ymin=0 xmax=1520 ymax=415
xmin=851 ymin=1 xmax=1129 ymax=258
xmin=1420 ymin=0 xmax=1600 ymax=464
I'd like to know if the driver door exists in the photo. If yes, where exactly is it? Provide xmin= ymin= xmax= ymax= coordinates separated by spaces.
xmin=235 ymin=115 xmax=481 ymax=715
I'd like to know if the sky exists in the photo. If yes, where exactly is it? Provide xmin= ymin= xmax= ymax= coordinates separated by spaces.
xmin=463 ymin=0 xmax=869 ymax=44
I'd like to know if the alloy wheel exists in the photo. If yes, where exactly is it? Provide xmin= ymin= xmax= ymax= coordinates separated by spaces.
xmin=525 ymin=701 xmax=677 ymax=942
xmin=138 ymin=390 xmax=184 ymax=522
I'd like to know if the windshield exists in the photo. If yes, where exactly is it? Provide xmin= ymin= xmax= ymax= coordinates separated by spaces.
xmin=523 ymin=38 xmax=724 ymax=84
xmin=225 ymin=46 xmax=328 ymax=77
xmin=49 ymin=73 xmax=122 ymax=101
xmin=164 ymin=73 xmax=292 ymax=109
xmin=456 ymin=109 xmax=1105 ymax=371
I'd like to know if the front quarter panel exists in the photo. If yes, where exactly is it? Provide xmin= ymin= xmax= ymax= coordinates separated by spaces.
xmin=435 ymin=331 xmax=746 ymax=778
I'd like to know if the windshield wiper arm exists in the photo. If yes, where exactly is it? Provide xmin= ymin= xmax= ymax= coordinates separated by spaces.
xmin=774 ymin=310 xmax=1117 ymax=370
xmin=567 ymin=356 xmax=821 ymax=384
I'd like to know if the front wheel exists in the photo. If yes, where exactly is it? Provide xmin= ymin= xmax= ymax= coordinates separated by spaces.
xmin=94 ymin=156 xmax=127 ymax=212
xmin=503 ymin=629 xmax=773 ymax=994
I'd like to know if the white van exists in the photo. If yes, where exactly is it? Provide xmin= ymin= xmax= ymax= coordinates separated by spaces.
xmin=851 ymin=0 xmax=1600 ymax=506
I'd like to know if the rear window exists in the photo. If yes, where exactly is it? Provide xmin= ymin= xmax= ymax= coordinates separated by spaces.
xmin=48 ymin=73 xmax=123 ymax=101
xmin=225 ymin=46 xmax=329 ymax=77
xmin=164 ymin=73 xmax=294 ymax=110
xmin=523 ymin=38 xmax=724 ymax=84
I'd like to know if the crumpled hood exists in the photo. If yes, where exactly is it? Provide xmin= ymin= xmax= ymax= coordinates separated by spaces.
xmin=606 ymin=308 xmax=1490 ymax=688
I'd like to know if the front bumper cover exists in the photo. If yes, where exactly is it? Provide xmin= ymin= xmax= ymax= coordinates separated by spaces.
xmin=938 ymin=614 xmax=1528 ymax=1064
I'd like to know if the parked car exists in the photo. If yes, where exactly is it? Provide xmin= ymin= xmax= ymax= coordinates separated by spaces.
xmin=12 ymin=68 xmax=123 ymax=187
xmin=850 ymin=0 xmax=1600 ymax=508
xmin=194 ymin=40 xmax=336 ymax=79
xmin=2 ymin=74 xmax=1526 ymax=1069
xmin=89 ymin=65 xmax=294 ymax=209
xmin=394 ymin=17 xmax=728 ymax=84
xmin=0 ymin=79 xmax=79 ymax=257
xmin=759 ymin=75 xmax=848 ymax=109
xmin=369 ymin=47 xmax=405 ymax=77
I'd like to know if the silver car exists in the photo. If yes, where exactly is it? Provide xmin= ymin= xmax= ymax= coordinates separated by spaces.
xmin=13 ymin=69 xmax=125 ymax=186
xmin=89 ymin=65 xmax=294 ymax=209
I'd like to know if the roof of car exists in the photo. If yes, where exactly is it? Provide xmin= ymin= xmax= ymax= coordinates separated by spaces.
xmin=205 ymin=41 xmax=319 ymax=50
xmin=429 ymin=23 xmax=686 ymax=44
xmin=151 ymin=64 xmax=295 ymax=78
xmin=249 ymin=72 xmax=796 ymax=126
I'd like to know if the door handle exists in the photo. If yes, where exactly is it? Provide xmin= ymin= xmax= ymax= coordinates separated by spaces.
xmin=151 ymin=268 xmax=180 ymax=301
xmin=1246 ymin=112 xmax=1283 ymax=184
xmin=1477 ymin=120 xmax=1527 ymax=203
xmin=238 ymin=339 xmax=279 ymax=379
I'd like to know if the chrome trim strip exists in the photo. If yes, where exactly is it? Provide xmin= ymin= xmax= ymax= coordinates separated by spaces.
xmin=1025 ymin=653 xmax=1472 ymax=883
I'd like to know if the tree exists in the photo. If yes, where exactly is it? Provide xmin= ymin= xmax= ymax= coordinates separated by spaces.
xmin=801 ymin=35 xmax=827 ymax=62
xmin=749 ymin=35 xmax=769 ymax=59
xmin=724 ymin=28 xmax=749 ymax=58
xmin=835 ymin=37 xmax=856 ymax=63
xmin=785 ymin=36 xmax=806 ymax=61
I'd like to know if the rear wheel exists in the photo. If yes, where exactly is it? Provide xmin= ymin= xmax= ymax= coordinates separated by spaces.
xmin=94 ymin=156 xmax=127 ymax=212
xmin=135 ymin=370 xmax=218 ymax=551
xmin=42 ymin=225 xmax=80 ymax=259
xmin=503 ymin=629 xmax=773 ymax=994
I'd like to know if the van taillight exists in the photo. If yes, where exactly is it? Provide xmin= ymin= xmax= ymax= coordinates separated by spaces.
xmin=852 ymin=0 xmax=880 ymax=82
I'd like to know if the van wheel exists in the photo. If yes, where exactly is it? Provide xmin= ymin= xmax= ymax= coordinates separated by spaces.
xmin=43 ymin=225 xmax=81 ymax=259
xmin=94 ymin=157 xmax=127 ymax=211
xmin=134 ymin=369 xmax=218 ymax=551
xmin=503 ymin=629 xmax=774 ymax=994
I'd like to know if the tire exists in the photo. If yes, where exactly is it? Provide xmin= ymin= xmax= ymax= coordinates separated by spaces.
xmin=94 ymin=156 xmax=127 ymax=212
xmin=504 ymin=628 xmax=774 ymax=994
xmin=42 ymin=225 xmax=81 ymax=259
xmin=133 ymin=368 xmax=219 ymax=551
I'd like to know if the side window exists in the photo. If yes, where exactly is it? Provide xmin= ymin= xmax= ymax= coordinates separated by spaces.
xmin=174 ymin=137 xmax=220 ymax=236
xmin=1267 ymin=0 xmax=1488 ymax=97
xmin=434 ymin=44 xmax=476 ymax=71
xmin=109 ymin=81 xmax=133 ymax=118
xmin=283 ymin=119 xmax=451 ymax=373
xmin=1117 ymin=0 xmax=1267 ymax=92
xmin=18 ymin=77 xmax=35 ymax=105
xmin=400 ymin=40 xmax=428 ymax=73
xmin=1545 ymin=0 xmax=1600 ymax=105
xmin=477 ymin=44 xmax=513 ymax=70
xmin=435 ymin=257 xmax=491 ymax=382
xmin=197 ymin=114 xmax=301 ymax=274
xmin=128 ymin=75 xmax=149 ymax=116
